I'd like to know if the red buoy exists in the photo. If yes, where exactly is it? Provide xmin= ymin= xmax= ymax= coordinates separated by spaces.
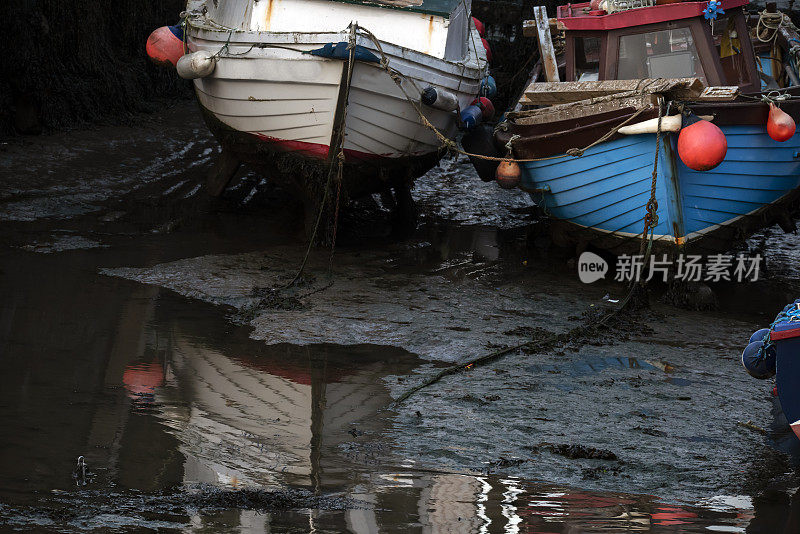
xmin=767 ymin=102 xmax=796 ymax=142
xmin=471 ymin=97 xmax=495 ymax=121
xmin=472 ymin=17 xmax=486 ymax=38
xmin=481 ymin=38 xmax=492 ymax=63
xmin=146 ymin=25 xmax=185 ymax=67
xmin=123 ymin=362 xmax=165 ymax=398
xmin=677 ymin=119 xmax=727 ymax=171
xmin=496 ymin=160 xmax=521 ymax=189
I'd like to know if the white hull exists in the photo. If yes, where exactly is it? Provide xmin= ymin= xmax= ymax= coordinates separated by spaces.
xmin=155 ymin=333 xmax=397 ymax=488
xmin=185 ymin=0 xmax=487 ymax=163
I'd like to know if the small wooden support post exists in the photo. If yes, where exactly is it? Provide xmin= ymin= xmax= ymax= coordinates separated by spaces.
xmin=205 ymin=150 xmax=241 ymax=197
xmin=532 ymin=6 xmax=560 ymax=83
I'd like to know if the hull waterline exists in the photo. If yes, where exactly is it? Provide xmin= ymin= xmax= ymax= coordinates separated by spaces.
xmin=519 ymin=127 xmax=800 ymax=255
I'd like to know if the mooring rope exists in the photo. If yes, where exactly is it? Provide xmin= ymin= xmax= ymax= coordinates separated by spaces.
xmin=757 ymin=10 xmax=795 ymax=43
xmin=355 ymin=25 xmax=679 ymax=164
xmin=393 ymin=106 xmax=664 ymax=405
xmin=283 ymin=25 xmax=357 ymax=288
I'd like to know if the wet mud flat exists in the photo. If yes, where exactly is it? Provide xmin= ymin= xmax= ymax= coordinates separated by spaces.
xmin=2 ymin=103 xmax=800 ymax=532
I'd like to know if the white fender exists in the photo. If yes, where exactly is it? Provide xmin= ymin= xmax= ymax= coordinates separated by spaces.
xmin=176 ymin=50 xmax=216 ymax=80
xmin=618 ymin=114 xmax=714 ymax=135
xmin=421 ymin=87 xmax=460 ymax=112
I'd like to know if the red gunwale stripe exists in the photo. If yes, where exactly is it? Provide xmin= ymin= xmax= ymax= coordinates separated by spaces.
xmin=254 ymin=133 xmax=392 ymax=161
xmin=770 ymin=326 xmax=800 ymax=341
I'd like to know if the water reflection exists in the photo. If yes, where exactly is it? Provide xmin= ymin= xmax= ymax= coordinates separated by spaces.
xmin=0 ymin=249 xmax=790 ymax=533
xmin=151 ymin=333 xmax=406 ymax=491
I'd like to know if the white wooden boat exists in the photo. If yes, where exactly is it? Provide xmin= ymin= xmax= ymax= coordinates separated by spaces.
xmin=181 ymin=0 xmax=488 ymax=232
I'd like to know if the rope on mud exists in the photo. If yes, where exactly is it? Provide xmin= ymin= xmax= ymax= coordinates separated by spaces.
xmin=392 ymin=298 xmax=645 ymax=405
xmin=393 ymin=104 xmax=665 ymax=406
xmin=393 ymin=273 xmax=655 ymax=406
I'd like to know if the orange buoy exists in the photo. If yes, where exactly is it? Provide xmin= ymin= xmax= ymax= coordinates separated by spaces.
xmin=472 ymin=17 xmax=486 ymax=38
xmin=496 ymin=160 xmax=521 ymax=189
xmin=146 ymin=25 xmax=185 ymax=67
xmin=767 ymin=102 xmax=796 ymax=142
xmin=481 ymin=38 xmax=492 ymax=63
xmin=677 ymin=119 xmax=727 ymax=171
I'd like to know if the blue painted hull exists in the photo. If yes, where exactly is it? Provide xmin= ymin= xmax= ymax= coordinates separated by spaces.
xmin=521 ymin=126 xmax=800 ymax=253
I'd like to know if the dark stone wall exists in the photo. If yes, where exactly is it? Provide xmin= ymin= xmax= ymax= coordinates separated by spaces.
xmin=0 ymin=0 xmax=191 ymax=137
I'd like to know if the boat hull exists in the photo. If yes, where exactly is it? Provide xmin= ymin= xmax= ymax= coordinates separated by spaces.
xmin=199 ymin=104 xmax=441 ymax=199
xmin=186 ymin=24 xmax=485 ymax=200
xmin=519 ymin=126 xmax=800 ymax=255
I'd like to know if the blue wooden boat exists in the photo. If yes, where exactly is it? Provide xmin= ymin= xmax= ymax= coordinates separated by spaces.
xmin=490 ymin=0 xmax=800 ymax=255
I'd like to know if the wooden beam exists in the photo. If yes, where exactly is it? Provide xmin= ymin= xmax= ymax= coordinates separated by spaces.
xmin=513 ymin=94 xmax=660 ymax=125
xmin=522 ymin=78 xmax=710 ymax=105
xmin=532 ymin=6 xmax=560 ymax=82
xmin=523 ymin=17 xmax=562 ymax=37
xmin=522 ymin=19 xmax=535 ymax=37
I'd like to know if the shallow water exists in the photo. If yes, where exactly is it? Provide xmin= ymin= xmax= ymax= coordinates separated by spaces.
xmin=1 ymin=103 xmax=800 ymax=532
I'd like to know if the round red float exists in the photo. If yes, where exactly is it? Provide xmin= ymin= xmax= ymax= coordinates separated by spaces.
xmin=146 ymin=25 xmax=185 ymax=67
xmin=677 ymin=119 xmax=727 ymax=171
xmin=767 ymin=102 xmax=796 ymax=142
xmin=123 ymin=362 xmax=165 ymax=398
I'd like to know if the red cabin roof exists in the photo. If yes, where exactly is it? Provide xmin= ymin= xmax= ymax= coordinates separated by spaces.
xmin=557 ymin=0 xmax=749 ymax=31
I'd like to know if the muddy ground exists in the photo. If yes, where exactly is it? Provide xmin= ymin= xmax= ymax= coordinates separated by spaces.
xmin=1 ymin=102 xmax=800 ymax=532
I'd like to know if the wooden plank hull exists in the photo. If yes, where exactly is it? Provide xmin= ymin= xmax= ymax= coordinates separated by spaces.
xmin=185 ymin=13 xmax=486 ymax=196
xmin=520 ymin=127 xmax=800 ymax=255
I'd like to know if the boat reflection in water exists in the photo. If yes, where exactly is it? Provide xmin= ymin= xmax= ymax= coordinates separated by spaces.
xmin=115 ymin=314 xmax=751 ymax=533
xmin=143 ymin=331 xmax=401 ymax=490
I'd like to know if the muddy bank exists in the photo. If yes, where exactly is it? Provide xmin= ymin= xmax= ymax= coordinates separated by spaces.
xmin=2 ymin=97 xmax=800 ymax=532
xmin=100 ymin=231 xmax=586 ymax=360
xmin=98 ymin=233 xmax=792 ymax=504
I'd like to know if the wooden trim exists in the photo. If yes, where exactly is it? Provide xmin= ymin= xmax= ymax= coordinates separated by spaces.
xmin=734 ymin=7 xmax=763 ymax=93
xmin=566 ymin=35 xmax=575 ymax=82
xmin=522 ymin=78 xmax=705 ymax=105
xmin=566 ymin=31 xmax=608 ymax=82
xmin=690 ymin=18 xmax=724 ymax=86
xmin=533 ymin=5 xmax=561 ymax=82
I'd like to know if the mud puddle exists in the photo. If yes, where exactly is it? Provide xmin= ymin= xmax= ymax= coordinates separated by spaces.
xmin=0 ymin=245 xmax=775 ymax=533
xmin=2 ymin=102 xmax=800 ymax=532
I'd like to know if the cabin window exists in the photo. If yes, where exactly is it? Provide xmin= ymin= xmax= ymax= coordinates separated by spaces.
xmin=617 ymin=27 xmax=706 ymax=83
xmin=710 ymin=15 xmax=752 ymax=87
xmin=575 ymin=37 xmax=601 ymax=81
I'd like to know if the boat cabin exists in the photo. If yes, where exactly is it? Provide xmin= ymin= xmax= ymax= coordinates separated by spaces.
xmin=557 ymin=0 xmax=761 ymax=93
xmin=203 ymin=0 xmax=474 ymax=60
